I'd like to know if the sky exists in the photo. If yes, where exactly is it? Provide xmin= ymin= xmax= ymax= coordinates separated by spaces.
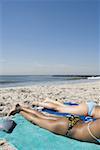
xmin=0 ymin=0 xmax=100 ymax=75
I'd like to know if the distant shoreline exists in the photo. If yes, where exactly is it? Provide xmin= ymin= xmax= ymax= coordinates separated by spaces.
xmin=52 ymin=75 xmax=100 ymax=78
xmin=0 ymin=75 xmax=100 ymax=88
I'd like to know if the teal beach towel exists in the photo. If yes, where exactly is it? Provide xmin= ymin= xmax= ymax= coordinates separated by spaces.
xmin=0 ymin=114 xmax=100 ymax=150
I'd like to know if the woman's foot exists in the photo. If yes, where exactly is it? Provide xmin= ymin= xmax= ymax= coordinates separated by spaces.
xmin=8 ymin=104 xmax=21 ymax=116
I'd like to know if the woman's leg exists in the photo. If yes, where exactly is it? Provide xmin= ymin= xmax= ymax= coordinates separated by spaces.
xmin=32 ymin=101 xmax=88 ymax=115
xmin=21 ymin=106 xmax=61 ymax=120
xmin=8 ymin=104 xmax=60 ymax=120
xmin=20 ymin=110 xmax=69 ymax=135
xmin=32 ymin=101 xmax=62 ymax=111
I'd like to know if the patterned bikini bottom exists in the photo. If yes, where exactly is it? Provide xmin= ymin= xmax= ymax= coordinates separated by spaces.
xmin=65 ymin=115 xmax=80 ymax=135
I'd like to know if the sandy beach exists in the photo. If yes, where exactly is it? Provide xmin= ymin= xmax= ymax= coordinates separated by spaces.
xmin=0 ymin=80 xmax=100 ymax=149
xmin=0 ymin=80 xmax=100 ymax=117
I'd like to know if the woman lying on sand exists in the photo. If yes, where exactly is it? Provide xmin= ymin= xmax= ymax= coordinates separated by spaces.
xmin=8 ymin=101 xmax=100 ymax=144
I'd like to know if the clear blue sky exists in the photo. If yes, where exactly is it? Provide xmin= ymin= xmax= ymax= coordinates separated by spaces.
xmin=0 ymin=0 xmax=99 ymax=75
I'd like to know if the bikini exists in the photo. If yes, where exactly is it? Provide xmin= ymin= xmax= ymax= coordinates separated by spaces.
xmin=66 ymin=101 xmax=100 ymax=143
xmin=86 ymin=101 xmax=100 ymax=143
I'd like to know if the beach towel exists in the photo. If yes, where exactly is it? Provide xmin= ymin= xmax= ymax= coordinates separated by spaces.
xmin=0 ymin=103 xmax=99 ymax=150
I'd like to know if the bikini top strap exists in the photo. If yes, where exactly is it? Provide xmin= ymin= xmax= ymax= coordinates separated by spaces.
xmin=87 ymin=122 xmax=100 ymax=143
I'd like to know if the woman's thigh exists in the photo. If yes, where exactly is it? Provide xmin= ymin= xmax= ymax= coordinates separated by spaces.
xmin=68 ymin=119 xmax=100 ymax=143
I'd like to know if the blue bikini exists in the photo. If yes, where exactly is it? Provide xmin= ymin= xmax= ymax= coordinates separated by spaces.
xmin=86 ymin=101 xmax=100 ymax=143
xmin=86 ymin=101 xmax=96 ymax=116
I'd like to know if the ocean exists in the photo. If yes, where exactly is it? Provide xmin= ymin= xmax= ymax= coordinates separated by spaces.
xmin=0 ymin=75 xmax=99 ymax=88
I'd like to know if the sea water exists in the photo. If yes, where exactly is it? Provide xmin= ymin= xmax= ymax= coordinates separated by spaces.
xmin=0 ymin=75 xmax=99 ymax=88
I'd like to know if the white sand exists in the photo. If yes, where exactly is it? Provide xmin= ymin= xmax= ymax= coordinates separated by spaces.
xmin=0 ymin=80 xmax=100 ymax=117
